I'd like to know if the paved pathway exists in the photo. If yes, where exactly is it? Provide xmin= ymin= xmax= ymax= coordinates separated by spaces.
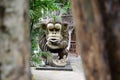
xmin=31 ymin=54 xmax=86 ymax=80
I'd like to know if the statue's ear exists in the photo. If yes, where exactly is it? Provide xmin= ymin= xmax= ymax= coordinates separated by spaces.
xmin=62 ymin=22 xmax=68 ymax=30
xmin=41 ymin=23 xmax=47 ymax=30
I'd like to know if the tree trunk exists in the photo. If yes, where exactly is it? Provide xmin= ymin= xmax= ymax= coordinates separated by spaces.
xmin=99 ymin=0 xmax=120 ymax=80
xmin=71 ymin=0 xmax=111 ymax=80
xmin=0 ymin=0 xmax=31 ymax=80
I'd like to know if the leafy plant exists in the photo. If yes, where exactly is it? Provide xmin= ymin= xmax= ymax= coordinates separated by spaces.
xmin=30 ymin=0 xmax=60 ymax=25
xmin=31 ymin=27 xmax=40 ymax=51
xmin=31 ymin=51 xmax=52 ymax=67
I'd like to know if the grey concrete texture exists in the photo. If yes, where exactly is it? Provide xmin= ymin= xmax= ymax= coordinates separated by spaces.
xmin=31 ymin=54 xmax=86 ymax=80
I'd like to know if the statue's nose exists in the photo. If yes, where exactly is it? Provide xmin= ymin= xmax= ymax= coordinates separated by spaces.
xmin=53 ymin=31 xmax=56 ymax=34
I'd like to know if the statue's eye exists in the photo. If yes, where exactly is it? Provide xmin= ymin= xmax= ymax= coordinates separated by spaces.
xmin=47 ymin=23 xmax=54 ymax=29
xmin=55 ymin=24 xmax=61 ymax=29
xmin=48 ymin=26 xmax=54 ymax=29
xmin=55 ymin=29 xmax=60 ymax=32
xmin=49 ymin=29 xmax=54 ymax=31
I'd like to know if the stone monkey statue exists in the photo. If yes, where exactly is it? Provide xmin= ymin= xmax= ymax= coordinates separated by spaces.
xmin=39 ymin=21 xmax=69 ymax=66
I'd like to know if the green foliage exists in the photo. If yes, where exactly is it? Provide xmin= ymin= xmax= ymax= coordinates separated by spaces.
xmin=30 ymin=0 xmax=71 ymax=24
xmin=31 ymin=27 xmax=40 ymax=51
xmin=31 ymin=51 xmax=52 ymax=67
xmin=39 ymin=51 xmax=52 ymax=58
xmin=31 ymin=53 xmax=42 ymax=66
xmin=30 ymin=0 xmax=60 ymax=24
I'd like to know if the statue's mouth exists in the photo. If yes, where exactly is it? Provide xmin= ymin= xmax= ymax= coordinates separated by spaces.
xmin=47 ymin=37 xmax=60 ymax=42
xmin=50 ymin=39 xmax=58 ymax=42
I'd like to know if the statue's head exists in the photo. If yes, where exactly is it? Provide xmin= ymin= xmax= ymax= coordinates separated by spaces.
xmin=41 ymin=21 xmax=68 ymax=49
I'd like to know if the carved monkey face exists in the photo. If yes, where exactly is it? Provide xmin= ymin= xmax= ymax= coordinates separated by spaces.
xmin=47 ymin=23 xmax=63 ymax=43
xmin=41 ymin=22 xmax=68 ymax=49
